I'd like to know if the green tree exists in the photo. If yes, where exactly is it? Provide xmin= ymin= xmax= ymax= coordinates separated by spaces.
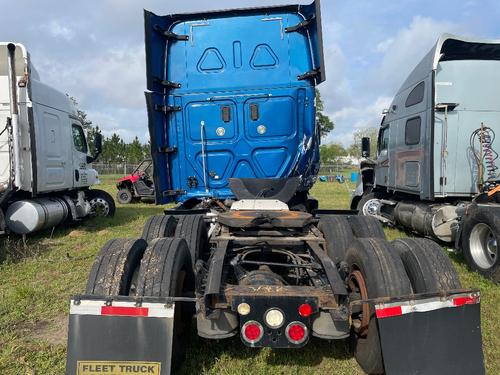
xmin=320 ymin=143 xmax=347 ymax=164
xmin=102 ymin=133 xmax=126 ymax=163
xmin=315 ymin=89 xmax=334 ymax=138
xmin=127 ymin=136 xmax=146 ymax=163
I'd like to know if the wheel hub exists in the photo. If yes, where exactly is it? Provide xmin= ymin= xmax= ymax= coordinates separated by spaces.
xmin=470 ymin=223 xmax=497 ymax=269
xmin=348 ymin=270 xmax=370 ymax=337
xmin=363 ymin=199 xmax=381 ymax=217
xmin=90 ymin=198 xmax=110 ymax=217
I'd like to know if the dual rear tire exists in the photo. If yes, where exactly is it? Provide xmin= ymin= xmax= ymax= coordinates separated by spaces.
xmin=86 ymin=236 xmax=194 ymax=371
xmin=319 ymin=215 xmax=385 ymax=264
xmin=344 ymin=236 xmax=461 ymax=374
xmin=86 ymin=214 xmax=207 ymax=371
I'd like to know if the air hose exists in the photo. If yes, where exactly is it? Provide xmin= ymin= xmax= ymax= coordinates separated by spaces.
xmin=470 ymin=123 xmax=498 ymax=191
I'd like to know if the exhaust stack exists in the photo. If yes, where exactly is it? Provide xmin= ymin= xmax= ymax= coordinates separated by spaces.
xmin=7 ymin=43 xmax=21 ymax=189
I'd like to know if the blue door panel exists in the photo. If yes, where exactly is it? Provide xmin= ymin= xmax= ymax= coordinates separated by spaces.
xmin=186 ymin=100 xmax=237 ymax=142
xmin=244 ymin=96 xmax=296 ymax=139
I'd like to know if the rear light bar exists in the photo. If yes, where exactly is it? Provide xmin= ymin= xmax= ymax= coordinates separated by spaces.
xmin=375 ymin=292 xmax=480 ymax=319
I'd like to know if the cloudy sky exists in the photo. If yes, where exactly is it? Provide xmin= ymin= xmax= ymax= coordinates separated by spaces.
xmin=1 ymin=0 xmax=499 ymax=146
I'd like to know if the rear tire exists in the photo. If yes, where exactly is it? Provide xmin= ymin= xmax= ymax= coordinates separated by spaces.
xmin=461 ymin=205 xmax=500 ymax=282
xmin=346 ymin=239 xmax=411 ymax=375
xmin=136 ymin=238 xmax=194 ymax=370
xmin=392 ymin=238 xmax=461 ymax=292
xmin=318 ymin=216 xmax=354 ymax=264
xmin=86 ymin=238 xmax=147 ymax=295
xmin=116 ymin=188 xmax=133 ymax=204
xmin=174 ymin=214 xmax=209 ymax=264
xmin=349 ymin=216 xmax=386 ymax=239
xmin=87 ymin=189 xmax=116 ymax=217
xmin=141 ymin=215 xmax=177 ymax=243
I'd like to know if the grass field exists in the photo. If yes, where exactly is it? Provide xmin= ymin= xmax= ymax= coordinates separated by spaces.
xmin=0 ymin=178 xmax=498 ymax=374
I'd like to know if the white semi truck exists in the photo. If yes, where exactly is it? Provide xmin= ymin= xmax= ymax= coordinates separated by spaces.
xmin=0 ymin=43 xmax=114 ymax=235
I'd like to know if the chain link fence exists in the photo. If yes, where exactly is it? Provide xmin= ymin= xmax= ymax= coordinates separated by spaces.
xmin=93 ymin=163 xmax=140 ymax=176
xmin=93 ymin=162 xmax=360 ymax=179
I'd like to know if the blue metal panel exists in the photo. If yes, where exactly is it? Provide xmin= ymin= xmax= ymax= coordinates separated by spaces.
xmin=144 ymin=1 xmax=324 ymax=203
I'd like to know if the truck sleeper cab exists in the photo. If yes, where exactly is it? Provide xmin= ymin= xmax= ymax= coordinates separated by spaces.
xmin=0 ymin=43 xmax=114 ymax=235
xmin=353 ymin=34 xmax=500 ymax=281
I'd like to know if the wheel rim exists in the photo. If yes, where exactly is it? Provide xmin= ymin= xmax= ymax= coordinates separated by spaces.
xmin=119 ymin=192 xmax=130 ymax=202
xmin=469 ymin=223 xmax=498 ymax=269
xmin=362 ymin=199 xmax=381 ymax=217
xmin=90 ymin=198 xmax=110 ymax=217
xmin=470 ymin=223 xmax=497 ymax=269
xmin=348 ymin=270 xmax=370 ymax=337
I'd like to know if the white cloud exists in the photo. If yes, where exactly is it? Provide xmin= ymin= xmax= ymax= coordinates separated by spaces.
xmin=39 ymin=20 xmax=75 ymax=41
xmin=37 ymin=44 xmax=145 ymax=109
xmin=372 ymin=16 xmax=462 ymax=93
xmin=324 ymin=96 xmax=392 ymax=146
xmin=322 ymin=16 xmax=463 ymax=148
xmin=375 ymin=37 xmax=394 ymax=53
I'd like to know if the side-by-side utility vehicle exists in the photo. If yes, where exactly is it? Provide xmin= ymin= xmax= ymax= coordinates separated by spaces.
xmin=352 ymin=34 xmax=500 ymax=282
xmin=116 ymin=159 xmax=155 ymax=204
xmin=0 ymin=43 xmax=114 ymax=236
xmin=66 ymin=6 xmax=484 ymax=375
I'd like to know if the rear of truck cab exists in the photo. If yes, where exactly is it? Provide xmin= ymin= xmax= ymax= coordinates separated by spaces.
xmin=144 ymin=1 xmax=324 ymax=204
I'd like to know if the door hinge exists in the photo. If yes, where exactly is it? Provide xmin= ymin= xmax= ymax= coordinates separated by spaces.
xmin=285 ymin=16 xmax=315 ymax=33
xmin=153 ymin=77 xmax=181 ymax=89
xmin=154 ymin=104 xmax=181 ymax=113
xmin=158 ymin=146 xmax=177 ymax=154
xmin=162 ymin=189 xmax=186 ymax=197
xmin=298 ymin=69 xmax=320 ymax=81
xmin=153 ymin=24 xmax=189 ymax=41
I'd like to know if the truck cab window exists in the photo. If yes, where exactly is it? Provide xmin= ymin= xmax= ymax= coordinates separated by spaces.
xmin=405 ymin=81 xmax=425 ymax=107
xmin=378 ymin=127 xmax=390 ymax=154
xmin=405 ymin=117 xmax=421 ymax=145
xmin=72 ymin=124 xmax=88 ymax=154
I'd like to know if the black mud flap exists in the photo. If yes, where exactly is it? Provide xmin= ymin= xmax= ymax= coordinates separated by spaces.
xmin=375 ymin=291 xmax=485 ymax=375
xmin=66 ymin=297 xmax=174 ymax=375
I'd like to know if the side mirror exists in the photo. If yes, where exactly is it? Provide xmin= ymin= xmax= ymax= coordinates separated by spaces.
xmin=87 ymin=133 xmax=103 ymax=163
xmin=361 ymin=137 xmax=370 ymax=158
xmin=94 ymin=133 xmax=103 ymax=156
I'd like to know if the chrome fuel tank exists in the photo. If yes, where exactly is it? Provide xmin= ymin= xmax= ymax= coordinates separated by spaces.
xmin=5 ymin=197 xmax=69 ymax=234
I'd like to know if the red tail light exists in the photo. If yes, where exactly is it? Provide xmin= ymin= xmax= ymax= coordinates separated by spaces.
xmin=298 ymin=303 xmax=313 ymax=317
xmin=285 ymin=321 xmax=308 ymax=344
xmin=241 ymin=320 xmax=264 ymax=344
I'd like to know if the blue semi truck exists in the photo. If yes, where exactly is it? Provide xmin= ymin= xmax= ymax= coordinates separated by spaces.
xmin=66 ymin=3 xmax=484 ymax=375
